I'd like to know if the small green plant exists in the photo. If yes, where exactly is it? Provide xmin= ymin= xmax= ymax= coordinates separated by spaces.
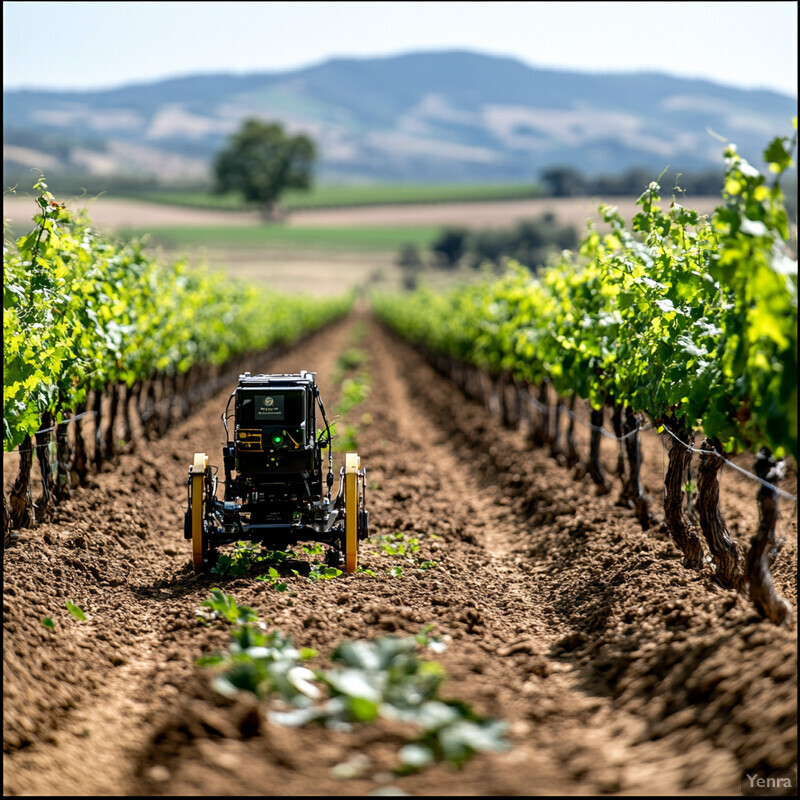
xmin=197 ymin=594 xmax=508 ymax=771
xmin=197 ymin=588 xmax=258 ymax=625
xmin=308 ymin=564 xmax=343 ymax=582
xmin=387 ymin=566 xmax=404 ymax=577
xmin=66 ymin=601 xmax=86 ymax=621
xmin=337 ymin=375 xmax=370 ymax=415
xmin=380 ymin=535 xmax=420 ymax=557
xmin=211 ymin=541 xmax=265 ymax=576
xmin=41 ymin=617 xmax=55 ymax=629
xmin=335 ymin=348 xmax=366 ymax=376
xmin=255 ymin=567 xmax=289 ymax=592
xmin=300 ymin=543 xmax=324 ymax=556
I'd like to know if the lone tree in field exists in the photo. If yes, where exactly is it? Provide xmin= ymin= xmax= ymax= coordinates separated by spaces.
xmin=213 ymin=118 xmax=316 ymax=218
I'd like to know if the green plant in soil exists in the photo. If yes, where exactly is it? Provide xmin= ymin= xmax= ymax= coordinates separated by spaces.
xmin=370 ymin=531 xmax=437 ymax=573
xmin=197 ymin=592 xmax=509 ymax=772
xmin=337 ymin=374 xmax=370 ymax=415
xmin=65 ymin=601 xmax=86 ymax=620
xmin=211 ymin=541 xmax=269 ymax=577
xmin=331 ymin=347 xmax=371 ymax=452
xmin=334 ymin=348 xmax=367 ymax=383
xmin=307 ymin=564 xmax=343 ymax=582
xmin=255 ymin=567 xmax=289 ymax=592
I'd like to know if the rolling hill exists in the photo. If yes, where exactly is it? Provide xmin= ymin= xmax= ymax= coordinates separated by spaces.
xmin=3 ymin=50 xmax=796 ymax=186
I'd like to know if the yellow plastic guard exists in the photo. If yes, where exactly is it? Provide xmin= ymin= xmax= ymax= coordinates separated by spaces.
xmin=191 ymin=453 xmax=208 ymax=572
xmin=344 ymin=453 xmax=360 ymax=573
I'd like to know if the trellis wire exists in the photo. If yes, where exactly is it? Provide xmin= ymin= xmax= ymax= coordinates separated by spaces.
xmin=4 ymin=409 xmax=99 ymax=454
xmin=516 ymin=386 xmax=797 ymax=503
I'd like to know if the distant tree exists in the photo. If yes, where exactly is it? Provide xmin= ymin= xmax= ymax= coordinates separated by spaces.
xmin=213 ymin=118 xmax=316 ymax=218
xmin=469 ymin=229 xmax=512 ymax=269
xmin=430 ymin=226 xmax=469 ymax=267
xmin=397 ymin=243 xmax=423 ymax=290
xmin=540 ymin=166 xmax=585 ymax=197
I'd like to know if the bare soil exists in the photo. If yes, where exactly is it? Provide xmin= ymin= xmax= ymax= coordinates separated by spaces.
xmin=3 ymin=313 xmax=797 ymax=796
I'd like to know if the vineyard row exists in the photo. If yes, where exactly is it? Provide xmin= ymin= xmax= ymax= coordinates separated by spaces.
xmin=3 ymin=179 xmax=353 ymax=537
xmin=374 ymin=128 xmax=798 ymax=625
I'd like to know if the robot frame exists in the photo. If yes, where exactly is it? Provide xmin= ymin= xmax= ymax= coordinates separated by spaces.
xmin=184 ymin=370 xmax=369 ymax=573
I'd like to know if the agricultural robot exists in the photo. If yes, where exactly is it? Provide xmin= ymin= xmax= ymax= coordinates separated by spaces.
xmin=185 ymin=371 xmax=369 ymax=573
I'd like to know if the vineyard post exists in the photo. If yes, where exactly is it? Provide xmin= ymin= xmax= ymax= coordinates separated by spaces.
xmin=747 ymin=449 xmax=791 ymax=625
xmin=696 ymin=437 xmax=744 ymax=589
xmin=661 ymin=418 xmax=704 ymax=569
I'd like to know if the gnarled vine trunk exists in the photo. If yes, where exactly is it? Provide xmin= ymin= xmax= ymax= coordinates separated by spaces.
xmin=528 ymin=381 xmax=550 ymax=448
xmin=550 ymin=400 xmax=563 ymax=461
xmin=565 ymin=396 xmax=581 ymax=471
xmin=3 ymin=492 xmax=11 ymax=547
xmin=622 ymin=408 xmax=653 ymax=529
xmin=142 ymin=378 xmax=160 ymax=441
xmin=586 ymin=406 xmax=610 ymax=494
xmin=54 ymin=417 xmax=72 ymax=503
xmin=747 ymin=449 xmax=791 ymax=625
xmin=164 ymin=374 xmax=180 ymax=436
xmin=612 ymin=403 xmax=631 ymax=508
xmin=661 ymin=418 xmax=704 ymax=570
xmin=10 ymin=435 xmax=35 ymax=529
xmin=120 ymin=384 xmax=135 ymax=453
xmin=104 ymin=383 xmax=119 ymax=461
xmin=35 ymin=411 xmax=55 ymax=521
xmin=70 ymin=402 xmax=90 ymax=487
xmin=92 ymin=388 xmax=105 ymax=471
xmin=696 ymin=437 xmax=743 ymax=589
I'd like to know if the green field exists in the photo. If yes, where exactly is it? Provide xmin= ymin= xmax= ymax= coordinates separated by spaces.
xmin=127 ymin=224 xmax=440 ymax=253
xmin=129 ymin=182 xmax=543 ymax=211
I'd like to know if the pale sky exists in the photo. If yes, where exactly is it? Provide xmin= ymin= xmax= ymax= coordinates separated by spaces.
xmin=2 ymin=1 xmax=797 ymax=97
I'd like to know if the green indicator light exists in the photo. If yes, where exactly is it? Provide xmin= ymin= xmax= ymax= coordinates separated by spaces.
xmin=273 ymin=434 xmax=283 ymax=444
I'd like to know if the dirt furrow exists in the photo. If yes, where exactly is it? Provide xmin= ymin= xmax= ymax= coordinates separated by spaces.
xmin=3 ymin=312 xmax=796 ymax=797
xmin=2 ymin=316 xmax=357 ymax=795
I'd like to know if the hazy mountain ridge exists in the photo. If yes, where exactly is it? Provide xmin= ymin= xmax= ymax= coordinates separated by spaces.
xmin=3 ymin=50 xmax=795 ymax=184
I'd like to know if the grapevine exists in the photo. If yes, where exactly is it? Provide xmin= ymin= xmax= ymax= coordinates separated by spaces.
xmin=374 ymin=126 xmax=797 ymax=624
xmin=3 ymin=178 xmax=353 ymax=532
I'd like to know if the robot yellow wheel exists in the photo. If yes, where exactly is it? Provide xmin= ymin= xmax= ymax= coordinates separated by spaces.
xmin=344 ymin=453 xmax=360 ymax=573
xmin=190 ymin=452 xmax=208 ymax=573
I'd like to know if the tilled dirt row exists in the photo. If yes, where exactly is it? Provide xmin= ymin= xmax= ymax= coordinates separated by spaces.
xmin=3 ymin=313 xmax=797 ymax=796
